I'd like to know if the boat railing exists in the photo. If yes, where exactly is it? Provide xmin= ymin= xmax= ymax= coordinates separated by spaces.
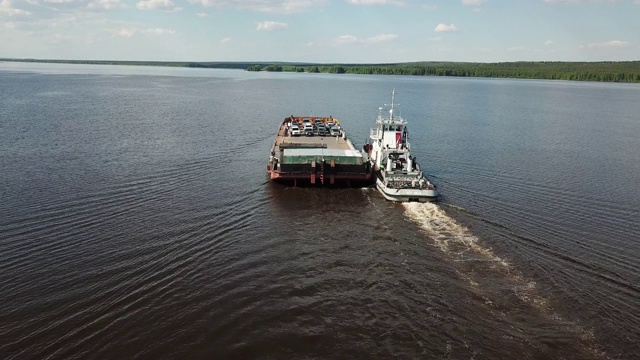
xmin=387 ymin=179 xmax=433 ymax=190
xmin=370 ymin=128 xmax=380 ymax=139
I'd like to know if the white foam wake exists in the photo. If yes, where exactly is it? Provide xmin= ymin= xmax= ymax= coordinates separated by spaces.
xmin=403 ymin=202 xmax=551 ymax=309
xmin=402 ymin=202 xmax=510 ymax=270
xmin=402 ymin=202 xmax=603 ymax=358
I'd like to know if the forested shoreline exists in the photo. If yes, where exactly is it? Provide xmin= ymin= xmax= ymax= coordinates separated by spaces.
xmin=2 ymin=58 xmax=639 ymax=83
xmin=247 ymin=61 xmax=640 ymax=82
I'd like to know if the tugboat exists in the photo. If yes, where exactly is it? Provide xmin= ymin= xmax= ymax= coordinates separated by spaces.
xmin=365 ymin=89 xmax=437 ymax=202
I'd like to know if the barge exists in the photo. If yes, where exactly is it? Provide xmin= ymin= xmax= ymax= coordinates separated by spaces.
xmin=267 ymin=116 xmax=373 ymax=186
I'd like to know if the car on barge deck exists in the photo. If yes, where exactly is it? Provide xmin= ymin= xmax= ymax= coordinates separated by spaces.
xmin=267 ymin=116 xmax=373 ymax=186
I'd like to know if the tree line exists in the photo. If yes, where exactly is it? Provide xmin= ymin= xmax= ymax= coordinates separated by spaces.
xmin=246 ymin=61 xmax=640 ymax=83
xmin=2 ymin=58 xmax=638 ymax=83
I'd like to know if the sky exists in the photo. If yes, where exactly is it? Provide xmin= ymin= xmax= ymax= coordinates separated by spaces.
xmin=1 ymin=0 xmax=639 ymax=63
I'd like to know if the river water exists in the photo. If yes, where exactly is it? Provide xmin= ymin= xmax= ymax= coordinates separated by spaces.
xmin=1 ymin=62 xmax=639 ymax=359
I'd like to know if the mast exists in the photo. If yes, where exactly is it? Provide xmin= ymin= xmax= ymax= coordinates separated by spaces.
xmin=389 ymin=88 xmax=396 ymax=122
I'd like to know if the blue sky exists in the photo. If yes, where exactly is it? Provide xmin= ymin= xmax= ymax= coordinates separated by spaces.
xmin=1 ymin=0 xmax=639 ymax=63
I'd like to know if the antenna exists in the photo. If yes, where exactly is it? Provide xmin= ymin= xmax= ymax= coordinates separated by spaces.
xmin=389 ymin=88 xmax=397 ymax=121
xmin=391 ymin=88 xmax=396 ymax=107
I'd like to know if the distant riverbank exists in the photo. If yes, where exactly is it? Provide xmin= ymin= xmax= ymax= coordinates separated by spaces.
xmin=2 ymin=58 xmax=639 ymax=83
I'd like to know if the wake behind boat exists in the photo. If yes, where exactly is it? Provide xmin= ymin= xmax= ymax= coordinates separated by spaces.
xmin=365 ymin=89 xmax=437 ymax=202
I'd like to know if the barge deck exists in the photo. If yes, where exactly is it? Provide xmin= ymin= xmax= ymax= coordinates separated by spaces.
xmin=267 ymin=116 xmax=372 ymax=186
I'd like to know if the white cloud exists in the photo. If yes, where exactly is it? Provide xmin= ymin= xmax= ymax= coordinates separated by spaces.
xmin=434 ymin=23 xmax=457 ymax=32
xmin=4 ymin=21 xmax=16 ymax=29
xmin=346 ymin=0 xmax=405 ymax=5
xmin=195 ymin=12 xmax=209 ymax=17
xmin=115 ymin=27 xmax=176 ymax=37
xmin=87 ymin=0 xmax=126 ymax=10
xmin=0 ymin=0 xmax=32 ymax=16
xmin=136 ymin=0 xmax=182 ymax=11
xmin=462 ymin=0 xmax=484 ymax=11
xmin=366 ymin=33 xmax=398 ymax=43
xmin=48 ymin=33 xmax=65 ymax=43
xmin=335 ymin=34 xmax=358 ymax=45
xmin=584 ymin=40 xmax=629 ymax=49
xmin=117 ymin=27 xmax=135 ymax=37
xmin=142 ymin=27 xmax=176 ymax=35
xmin=220 ymin=37 xmax=231 ymax=44
xmin=544 ymin=40 xmax=555 ymax=45
xmin=256 ymin=20 xmax=288 ymax=31
xmin=544 ymin=0 xmax=618 ymax=3
xmin=186 ymin=0 xmax=322 ymax=14
xmin=332 ymin=33 xmax=398 ymax=46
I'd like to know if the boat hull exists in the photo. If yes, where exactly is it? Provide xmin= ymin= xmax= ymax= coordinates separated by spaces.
xmin=375 ymin=173 xmax=437 ymax=202
xmin=268 ymin=167 xmax=373 ymax=186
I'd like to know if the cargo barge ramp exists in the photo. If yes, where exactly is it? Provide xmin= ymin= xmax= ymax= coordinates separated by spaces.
xmin=267 ymin=116 xmax=373 ymax=186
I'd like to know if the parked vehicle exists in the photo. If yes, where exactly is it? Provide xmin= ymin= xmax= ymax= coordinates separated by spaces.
xmin=305 ymin=128 xmax=314 ymax=136
xmin=329 ymin=126 xmax=341 ymax=136
xmin=291 ymin=124 xmax=301 ymax=136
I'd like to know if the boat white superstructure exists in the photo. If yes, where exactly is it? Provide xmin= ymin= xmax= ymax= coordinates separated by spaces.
xmin=365 ymin=89 xmax=437 ymax=202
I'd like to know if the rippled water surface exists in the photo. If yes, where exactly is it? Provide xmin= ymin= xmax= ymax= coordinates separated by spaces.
xmin=1 ymin=62 xmax=639 ymax=359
